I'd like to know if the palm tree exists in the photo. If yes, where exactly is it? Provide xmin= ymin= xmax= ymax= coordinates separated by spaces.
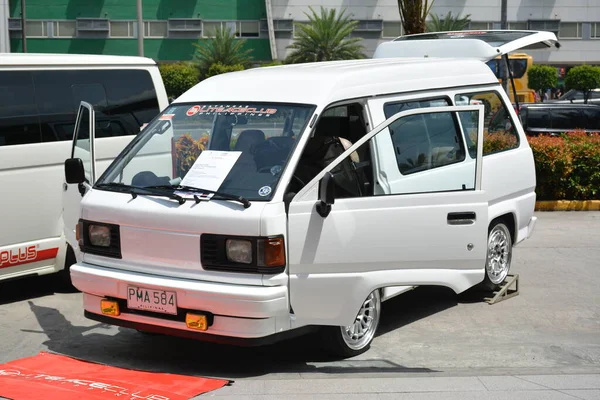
xmin=285 ymin=6 xmax=366 ymax=64
xmin=397 ymin=0 xmax=435 ymax=35
xmin=192 ymin=26 xmax=253 ymax=77
xmin=426 ymin=11 xmax=471 ymax=32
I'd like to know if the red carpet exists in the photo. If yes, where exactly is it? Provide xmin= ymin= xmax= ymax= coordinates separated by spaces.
xmin=0 ymin=351 xmax=230 ymax=400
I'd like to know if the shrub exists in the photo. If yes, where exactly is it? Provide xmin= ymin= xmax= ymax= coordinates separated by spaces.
xmin=159 ymin=62 xmax=200 ymax=100
xmin=564 ymin=65 xmax=600 ymax=103
xmin=482 ymin=130 xmax=600 ymax=200
xmin=205 ymin=62 xmax=245 ymax=78
xmin=528 ymin=65 xmax=558 ymax=101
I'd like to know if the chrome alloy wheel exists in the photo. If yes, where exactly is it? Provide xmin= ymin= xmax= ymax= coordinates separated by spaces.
xmin=486 ymin=223 xmax=512 ymax=285
xmin=340 ymin=290 xmax=381 ymax=351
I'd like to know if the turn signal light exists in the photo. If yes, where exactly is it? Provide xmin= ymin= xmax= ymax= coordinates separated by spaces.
xmin=100 ymin=299 xmax=120 ymax=316
xmin=264 ymin=237 xmax=285 ymax=267
xmin=186 ymin=313 xmax=208 ymax=331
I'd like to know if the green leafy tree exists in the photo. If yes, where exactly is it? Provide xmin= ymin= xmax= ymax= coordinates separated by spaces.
xmin=564 ymin=65 xmax=600 ymax=103
xmin=528 ymin=65 xmax=558 ymax=102
xmin=193 ymin=26 xmax=253 ymax=78
xmin=426 ymin=11 xmax=471 ymax=32
xmin=205 ymin=62 xmax=245 ymax=78
xmin=397 ymin=0 xmax=435 ymax=35
xmin=158 ymin=62 xmax=200 ymax=99
xmin=285 ymin=6 xmax=366 ymax=64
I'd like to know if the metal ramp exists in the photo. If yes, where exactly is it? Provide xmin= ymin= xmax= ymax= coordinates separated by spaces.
xmin=484 ymin=274 xmax=519 ymax=305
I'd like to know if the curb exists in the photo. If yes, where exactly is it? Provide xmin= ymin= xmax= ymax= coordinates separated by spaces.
xmin=535 ymin=200 xmax=600 ymax=211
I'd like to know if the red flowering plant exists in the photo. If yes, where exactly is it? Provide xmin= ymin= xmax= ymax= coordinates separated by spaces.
xmin=478 ymin=129 xmax=599 ymax=200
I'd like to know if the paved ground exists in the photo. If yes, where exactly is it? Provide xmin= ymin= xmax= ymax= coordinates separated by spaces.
xmin=0 ymin=211 xmax=599 ymax=399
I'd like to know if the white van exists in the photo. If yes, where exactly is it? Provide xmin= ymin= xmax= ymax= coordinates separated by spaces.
xmin=64 ymin=31 xmax=555 ymax=356
xmin=0 ymin=53 xmax=168 ymax=285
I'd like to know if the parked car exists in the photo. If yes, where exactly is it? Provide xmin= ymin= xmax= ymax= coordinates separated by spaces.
xmin=0 ymin=53 xmax=168 ymax=286
xmin=490 ymin=102 xmax=600 ymax=135
xmin=550 ymin=88 xmax=600 ymax=105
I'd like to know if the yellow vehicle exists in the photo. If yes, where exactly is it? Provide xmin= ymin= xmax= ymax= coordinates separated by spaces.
xmin=486 ymin=53 xmax=537 ymax=104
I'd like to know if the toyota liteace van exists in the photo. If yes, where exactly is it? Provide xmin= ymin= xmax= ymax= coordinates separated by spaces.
xmin=63 ymin=31 xmax=555 ymax=356
xmin=0 ymin=53 xmax=168 ymax=286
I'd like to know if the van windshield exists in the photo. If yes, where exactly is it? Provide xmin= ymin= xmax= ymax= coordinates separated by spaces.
xmin=96 ymin=103 xmax=315 ymax=201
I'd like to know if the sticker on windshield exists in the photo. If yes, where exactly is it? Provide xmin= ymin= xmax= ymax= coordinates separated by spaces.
xmin=186 ymin=105 xmax=201 ymax=116
xmin=258 ymin=186 xmax=272 ymax=197
xmin=186 ymin=105 xmax=278 ymax=117
xmin=159 ymin=114 xmax=175 ymax=120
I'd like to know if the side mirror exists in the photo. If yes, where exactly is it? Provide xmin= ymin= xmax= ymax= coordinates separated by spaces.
xmin=316 ymin=172 xmax=335 ymax=218
xmin=65 ymin=158 xmax=85 ymax=184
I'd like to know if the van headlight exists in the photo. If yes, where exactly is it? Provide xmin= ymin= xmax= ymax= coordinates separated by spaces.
xmin=226 ymin=239 xmax=253 ymax=264
xmin=89 ymin=225 xmax=111 ymax=247
xmin=78 ymin=219 xmax=122 ymax=259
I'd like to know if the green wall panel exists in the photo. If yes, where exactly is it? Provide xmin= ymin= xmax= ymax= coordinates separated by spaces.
xmin=10 ymin=38 xmax=272 ymax=62
xmin=10 ymin=0 xmax=266 ymax=20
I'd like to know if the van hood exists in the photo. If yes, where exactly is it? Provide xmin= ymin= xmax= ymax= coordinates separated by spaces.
xmin=373 ymin=30 xmax=560 ymax=62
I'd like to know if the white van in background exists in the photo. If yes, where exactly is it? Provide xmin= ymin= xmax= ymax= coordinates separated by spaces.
xmin=0 ymin=53 xmax=168 ymax=286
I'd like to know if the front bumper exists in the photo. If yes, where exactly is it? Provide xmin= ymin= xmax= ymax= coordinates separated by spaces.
xmin=71 ymin=263 xmax=291 ymax=339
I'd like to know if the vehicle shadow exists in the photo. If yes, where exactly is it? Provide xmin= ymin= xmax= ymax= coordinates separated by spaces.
xmin=21 ymin=289 xmax=461 ymax=379
xmin=376 ymin=286 xmax=459 ymax=337
xmin=0 ymin=274 xmax=77 ymax=306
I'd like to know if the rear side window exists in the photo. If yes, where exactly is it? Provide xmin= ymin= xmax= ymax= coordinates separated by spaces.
xmin=0 ymin=69 xmax=159 ymax=147
xmin=454 ymin=90 xmax=519 ymax=156
xmin=33 ymin=69 xmax=160 ymax=142
xmin=0 ymin=71 xmax=41 ymax=146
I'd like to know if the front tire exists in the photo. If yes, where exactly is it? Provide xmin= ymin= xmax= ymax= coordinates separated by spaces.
xmin=320 ymin=289 xmax=381 ymax=358
xmin=482 ymin=222 xmax=512 ymax=291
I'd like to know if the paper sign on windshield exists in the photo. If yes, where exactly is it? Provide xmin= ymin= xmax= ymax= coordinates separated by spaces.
xmin=180 ymin=150 xmax=242 ymax=192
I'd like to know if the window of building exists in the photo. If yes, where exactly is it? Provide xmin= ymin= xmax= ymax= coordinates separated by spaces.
xmin=272 ymin=19 xmax=293 ymax=32
xmin=528 ymin=20 xmax=559 ymax=35
xmin=52 ymin=20 xmax=76 ymax=37
xmin=168 ymin=19 xmax=202 ymax=32
xmin=593 ymin=23 xmax=600 ymax=39
xmin=76 ymin=18 xmax=109 ymax=32
xmin=508 ymin=22 xmax=527 ymax=30
xmin=293 ymin=21 xmax=310 ymax=38
xmin=26 ymin=20 xmax=48 ymax=37
xmin=203 ymin=21 xmax=259 ymax=38
xmin=468 ymin=21 xmax=494 ymax=30
xmin=559 ymin=22 xmax=582 ymax=39
xmin=144 ymin=21 xmax=168 ymax=38
xmin=110 ymin=21 xmax=134 ymax=38
xmin=353 ymin=20 xmax=383 ymax=32
xmin=240 ymin=21 xmax=260 ymax=37
xmin=382 ymin=21 xmax=402 ymax=38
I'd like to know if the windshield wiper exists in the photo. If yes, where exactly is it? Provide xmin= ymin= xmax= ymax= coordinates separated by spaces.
xmin=145 ymin=184 xmax=251 ymax=209
xmin=95 ymin=183 xmax=186 ymax=205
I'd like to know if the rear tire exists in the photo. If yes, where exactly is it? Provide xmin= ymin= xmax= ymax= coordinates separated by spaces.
xmin=320 ymin=289 xmax=381 ymax=358
xmin=481 ymin=222 xmax=512 ymax=291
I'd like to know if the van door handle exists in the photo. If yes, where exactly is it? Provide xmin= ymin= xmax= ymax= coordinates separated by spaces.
xmin=447 ymin=212 xmax=476 ymax=225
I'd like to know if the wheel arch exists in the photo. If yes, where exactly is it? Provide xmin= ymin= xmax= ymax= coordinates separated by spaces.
xmin=489 ymin=212 xmax=516 ymax=245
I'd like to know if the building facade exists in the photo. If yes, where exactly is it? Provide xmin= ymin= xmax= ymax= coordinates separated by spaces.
xmin=1 ymin=0 xmax=599 ymax=66
xmin=271 ymin=0 xmax=600 ymax=66
xmin=3 ymin=0 xmax=273 ymax=61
